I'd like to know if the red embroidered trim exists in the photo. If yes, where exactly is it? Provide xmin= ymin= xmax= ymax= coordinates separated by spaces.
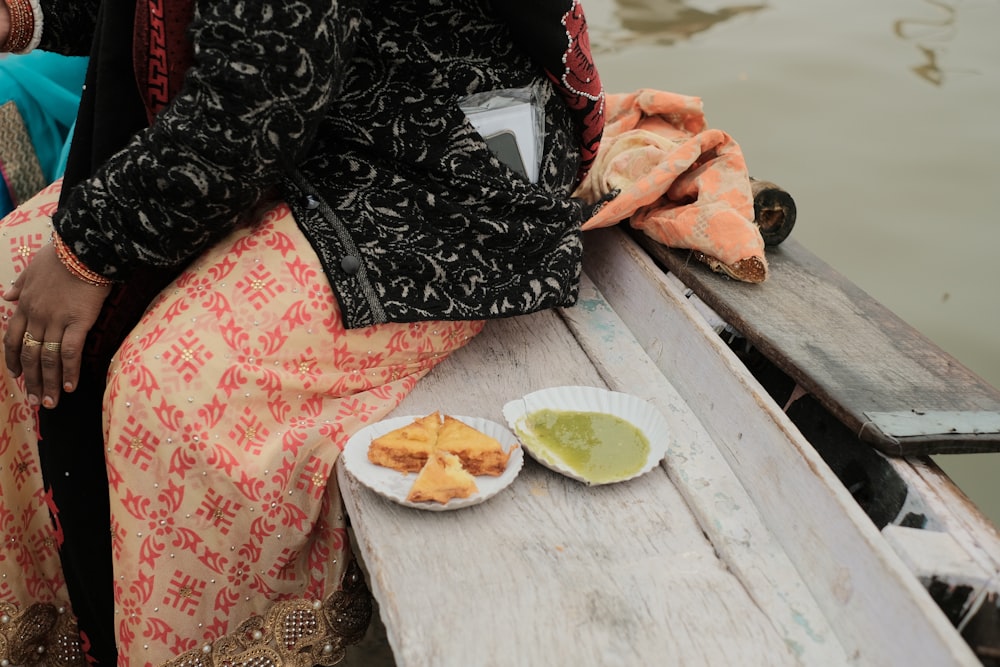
xmin=146 ymin=0 xmax=171 ymax=115
xmin=135 ymin=0 xmax=195 ymax=121
xmin=555 ymin=0 xmax=604 ymax=178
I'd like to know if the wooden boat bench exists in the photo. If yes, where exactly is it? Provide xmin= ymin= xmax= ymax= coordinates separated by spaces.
xmin=337 ymin=227 xmax=985 ymax=666
xmin=630 ymin=230 xmax=1000 ymax=660
xmin=637 ymin=234 xmax=1000 ymax=458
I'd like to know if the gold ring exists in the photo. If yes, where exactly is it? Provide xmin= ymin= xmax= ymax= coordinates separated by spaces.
xmin=43 ymin=341 xmax=62 ymax=352
xmin=22 ymin=332 xmax=42 ymax=348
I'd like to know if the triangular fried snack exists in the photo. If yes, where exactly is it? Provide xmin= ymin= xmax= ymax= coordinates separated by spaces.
xmin=436 ymin=415 xmax=513 ymax=476
xmin=367 ymin=412 xmax=442 ymax=473
xmin=406 ymin=450 xmax=479 ymax=504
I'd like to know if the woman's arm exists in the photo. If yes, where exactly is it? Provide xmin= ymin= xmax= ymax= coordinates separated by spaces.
xmin=54 ymin=0 xmax=367 ymax=279
xmin=4 ymin=0 xmax=367 ymax=408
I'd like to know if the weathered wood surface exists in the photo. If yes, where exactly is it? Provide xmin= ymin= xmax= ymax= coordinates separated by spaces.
xmin=899 ymin=457 xmax=1000 ymax=579
xmin=636 ymin=234 xmax=1000 ymax=456
xmin=889 ymin=455 xmax=1000 ymax=653
xmin=563 ymin=275 xmax=849 ymax=658
xmin=616 ymin=224 xmax=1000 ymax=658
xmin=339 ymin=308 xmax=806 ymax=666
xmin=338 ymin=226 xmax=979 ymax=666
xmin=581 ymin=227 xmax=978 ymax=664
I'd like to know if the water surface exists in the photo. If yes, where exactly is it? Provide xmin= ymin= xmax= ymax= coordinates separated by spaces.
xmin=586 ymin=0 xmax=1000 ymax=522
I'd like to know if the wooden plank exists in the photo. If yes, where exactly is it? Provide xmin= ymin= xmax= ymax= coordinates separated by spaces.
xmin=899 ymin=457 xmax=1000 ymax=577
xmin=582 ymin=227 xmax=979 ymax=665
xmin=882 ymin=525 xmax=991 ymax=588
xmin=635 ymin=234 xmax=1000 ymax=456
xmin=882 ymin=524 xmax=1000 ymax=654
xmin=890 ymin=457 xmax=1000 ymax=651
xmin=562 ymin=275 xmax=847 ymax=663
xmin=339 ymin=309 xmax=801 ymax=666
xmin=633 ymin=231 xmax=1000 ymax=659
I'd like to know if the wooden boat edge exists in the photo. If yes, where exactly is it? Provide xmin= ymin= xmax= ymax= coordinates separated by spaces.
xmin=582 ymin=226 xmax=980 ymax=664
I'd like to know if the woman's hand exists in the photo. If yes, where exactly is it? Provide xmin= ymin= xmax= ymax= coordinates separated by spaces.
xmin=3 ymin=244 xmax=111 ymax=408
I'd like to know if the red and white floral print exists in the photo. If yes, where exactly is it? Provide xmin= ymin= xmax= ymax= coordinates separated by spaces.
xmin=0 ymin=182 xmax=483 ymax=666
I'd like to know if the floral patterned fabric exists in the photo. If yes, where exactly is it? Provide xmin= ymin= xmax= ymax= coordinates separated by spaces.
xmin=0 ymin=181 xmax=483 ymax=666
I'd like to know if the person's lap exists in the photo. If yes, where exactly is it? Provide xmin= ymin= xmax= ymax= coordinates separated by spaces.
xmin=0 ymin=181 xmax=483 ymax=665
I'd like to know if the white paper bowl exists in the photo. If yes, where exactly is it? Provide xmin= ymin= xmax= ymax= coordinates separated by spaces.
xmin=341 ymin=415 xmax=524 ymax=511
xmin=502 ymin=386 xmax=669 ymax=485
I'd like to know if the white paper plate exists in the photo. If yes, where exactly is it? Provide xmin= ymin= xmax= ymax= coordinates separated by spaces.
xmin=341 ymin=414 xmax=524 ymax=511
xmin=502 ymin=386 xmax=669 ymax=485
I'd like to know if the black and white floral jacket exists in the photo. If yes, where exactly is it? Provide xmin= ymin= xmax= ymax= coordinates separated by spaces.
xmin=39 ymin=0 xmax=605 ymax=328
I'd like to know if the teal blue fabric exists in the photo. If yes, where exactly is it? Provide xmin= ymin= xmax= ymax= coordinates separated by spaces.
xmin=0 ymin=170 xmax=9 ymax=215
xmin=0 ymin=51 xmax=88 ymax=214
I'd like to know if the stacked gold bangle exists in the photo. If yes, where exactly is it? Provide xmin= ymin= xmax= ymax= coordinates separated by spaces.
xmin=2 ymin=0 xmax=34 ymax=53
xmin=51 ymin=232 xmax=114 ymax=287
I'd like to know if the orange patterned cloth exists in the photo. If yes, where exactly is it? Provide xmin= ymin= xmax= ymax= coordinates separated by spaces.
xmin=0 ymin=181 xmax=483 ymax=666
xmin=574 ymin=89 xmax=767 ymax=282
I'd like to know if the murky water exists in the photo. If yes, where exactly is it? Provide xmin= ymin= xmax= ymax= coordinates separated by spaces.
xmin=585 ymin=0 xmax=1000 ymax=523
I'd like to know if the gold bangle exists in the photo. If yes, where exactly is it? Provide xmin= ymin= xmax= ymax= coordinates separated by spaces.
xmin=2 ymin=0 xmax=34 ymax=53
xmin=51 ymin=232 xmax=114 ymax=287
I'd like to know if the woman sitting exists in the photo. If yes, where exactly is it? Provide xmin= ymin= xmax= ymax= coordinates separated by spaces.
xmin=0 ymin=1 xmax=604 ymax=666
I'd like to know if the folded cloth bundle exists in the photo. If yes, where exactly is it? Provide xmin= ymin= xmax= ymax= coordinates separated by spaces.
xmin=574 ymin=88 xmax=767 ymax=283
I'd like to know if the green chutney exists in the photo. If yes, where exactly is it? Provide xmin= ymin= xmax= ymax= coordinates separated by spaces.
xmin=519 ymin=409 xmax=650 ymax=484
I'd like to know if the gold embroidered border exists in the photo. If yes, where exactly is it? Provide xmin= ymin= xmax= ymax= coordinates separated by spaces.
xmin=0 ymin=600 xmax=88 ymax=667
xmin=162 ymin=560 xmax=373 ymax=667
xmin=0 ymin=561 xmax=372 ymax=667
xmin=0 ymin=100 xmax=46 ymax=206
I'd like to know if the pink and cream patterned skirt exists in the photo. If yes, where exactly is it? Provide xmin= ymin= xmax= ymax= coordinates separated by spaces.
xmin=0 ymin=181 xmax=483 ymax=667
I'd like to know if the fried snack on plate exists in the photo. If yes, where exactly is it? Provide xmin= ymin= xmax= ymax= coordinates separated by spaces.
xmin=436 ymin=415 xmax=513 ymax=476
xmin=367 ymin=411 xmax=442 ymax=473
xmin=406 ymin=451 xmax=478 ymax=504
xmin=367 ymin=411 xmax=517 ymax=505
